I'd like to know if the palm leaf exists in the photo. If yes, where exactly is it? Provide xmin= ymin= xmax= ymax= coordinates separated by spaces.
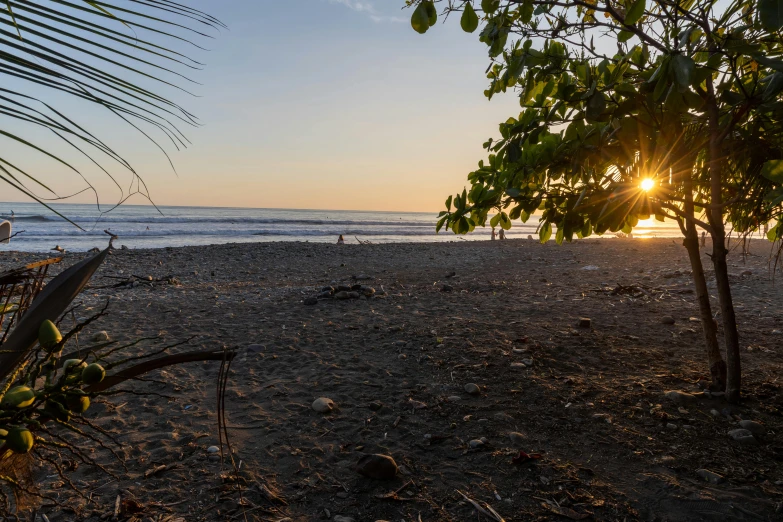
xmin=0 ymin=0 xmax=221 ymax=214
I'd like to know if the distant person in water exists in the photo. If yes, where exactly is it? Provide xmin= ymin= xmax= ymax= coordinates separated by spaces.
xmin=491 ymin=228 xmax=496 ymax=240
xmin=337 ymin=234 xmax=345 ymax=245
xmin=498 ymin=229 xmax=506 ymax=240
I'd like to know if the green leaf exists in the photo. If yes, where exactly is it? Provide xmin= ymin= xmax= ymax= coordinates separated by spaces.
xmin=763 ymin=72 xmax=783 ymax=100
xmin=446 ymin=195 xmax=453 ymax=211
xmin=618 ymin=29 xmax=634 ymax=42
xmin=521 ymin=0 xmax=534 ymax=23
xmin=490 ymin=213 xmax=501 ymax=227
xmin=481 ymin=0 xmax=500 ymax=14
xmin=411 ymin=3 xmax=430 ymax=34
xmin=424 ymin=1 xmax=437 ymax=26
xmin=761 ymin=160 xmax=783 ymax=184
xmin=624 ymin=0 xmax=646 ymax=25
xmin=555 ymin=226 xmax=564 ymax=245
xmin=768 ymin=223 xmax=781 ymax=241
xmin=499 ymin=212 xmax=512 ymax=230
xmin=461 ymin=2 xmax=480 ymax=33
xmin=653 ymin=65 xmax=670 ymax=101
xmin=539 ymin=222 xmax=552 ymax=243
xmin=671 ymin=55 xmax=695 ymax=88
xmin=759 ymin=0 xmax=783 ymax=31
xmin=436 ymin=215 xmax=448 ymax=233
xmin=586 ymin=92 xmax=606 ymax=121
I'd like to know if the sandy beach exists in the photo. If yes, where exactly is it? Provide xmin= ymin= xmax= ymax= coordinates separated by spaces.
xmin=1 ymin=238 xmax=781 ymax=521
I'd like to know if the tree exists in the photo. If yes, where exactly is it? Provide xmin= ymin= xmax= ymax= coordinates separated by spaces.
xmin=406 ymin=0 xmax=783 ymax=402
xmin=0 ymin=1 xmax=223 ymax=221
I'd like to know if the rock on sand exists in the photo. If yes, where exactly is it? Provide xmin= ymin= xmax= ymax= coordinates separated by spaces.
xmin=312 ymin=397 xmax=336 ymax=413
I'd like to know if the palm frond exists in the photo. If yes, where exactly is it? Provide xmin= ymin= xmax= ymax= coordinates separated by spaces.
xmin=0 ymin=0 xmax=221 ymax=216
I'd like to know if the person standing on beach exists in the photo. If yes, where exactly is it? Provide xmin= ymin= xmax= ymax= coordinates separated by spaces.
xmin=498 ymin=229 xmax=506 ymax=240
xmin=491 ymin=228 xmax=496 ymax=240
xmin=337 ymin=234 xmax=345 ymax=245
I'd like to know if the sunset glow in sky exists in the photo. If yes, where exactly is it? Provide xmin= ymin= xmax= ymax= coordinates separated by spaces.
xmin=2 ymin=1 xmax=518 ymax=212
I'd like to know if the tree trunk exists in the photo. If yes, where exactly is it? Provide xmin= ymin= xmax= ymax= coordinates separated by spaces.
xmin=712 ymin=236 xmax=741 ymax=402
xmin=705 ymin=76 xmax=741 ymax=403
xmin=683 ymin=229 xmax=726 ymax=390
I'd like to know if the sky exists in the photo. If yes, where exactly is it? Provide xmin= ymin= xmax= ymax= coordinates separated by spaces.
xmin=1 ymin=0 xmax=520 ymax=212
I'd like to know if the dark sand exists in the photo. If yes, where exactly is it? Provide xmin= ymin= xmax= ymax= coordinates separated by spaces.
xmin=1 ymin=238 xmax=782 ymax=521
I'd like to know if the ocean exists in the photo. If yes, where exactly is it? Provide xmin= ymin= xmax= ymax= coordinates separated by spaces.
xmin=0 ymin=202 xmax=683 ymax=253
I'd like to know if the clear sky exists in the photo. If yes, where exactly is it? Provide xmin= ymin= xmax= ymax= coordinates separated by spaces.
xmin=1 ymin=1 xmax=519 ymax=212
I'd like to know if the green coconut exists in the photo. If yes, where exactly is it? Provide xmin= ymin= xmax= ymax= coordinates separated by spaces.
xmin=81 ymin=363 xmax=105 ymax=385
xmin=5 ymin=427 xmax=34 ymax=454
xmin=38 ymin=320 xmax=63 ymax=350
xmin=65 ymin=390 xmax=90 ymax=414
xmin=63 ymin=359 xmax=87 ymax=373
xmin=1 ymin=385 xmax=36 ymax=409
xmin=63 ymin=359 xmax=88 ymax=385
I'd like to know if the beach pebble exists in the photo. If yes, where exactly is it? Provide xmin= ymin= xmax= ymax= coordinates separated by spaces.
xmin=398 ymin=354 xmax=407 ymax=360
xmin=728 ymin=429 xmax=757 ymax=444
xmin=464 ymin=383 xmax=480 ymax=395
xmin=321 ymin=286 xmax=334 ymax=293
xmin=508 ymin=432 xmax=526 ymax=446
xmin=361 ymin=286 xmax=376 ymax=296
xmin=510 ymin=362 xmax=526 ymax=368
xmin=447 ymin=395 xmax=461 ymax=402
xmin=522 ymin=359 xmax=534 ymax=367
xmin=92 ymin=331 xmax=110 ymax=342
xmin=468 ymin=439 xmax=485 ymax=449
xmin=660 ymin=316 xmax=676 ymax=325
xmin=337 ymin=284 xmax=352 ymax=292
xmin=409 ymin=399 xmax=427 ymax=410
xmin=303 ymin=297 xmax=318 ymax=306
xmin=368 ymin=401 xmax=383 ymax=411
xmin=333 ymin=516 xmax=355 ymax=522
xmin=664 ymin=390 xmax=698 ymax=404
xmin=710 ymin=409 xmax=721 ymax=417
xmin=207 ymin=446 xmax=220 ymax=454
xmin=441 ymin=284 xmax=453 ymax=292
xmin=696 ymin=469 xmax=725 ymax=484
xmin=334 ymin=291 xmax=350 ymax=300
xmin=576 ymin=317 xmax=591 ymax=328
xmin=738 ymin=420 xmax=766 ymax=437
xmin=355 ymin=454 xmax=398 ymax=479
xmin=317 ymin=291 xmax=333 ymax=299
xmin=347 ymin=291 xmax=360 ymax=298
xmin=312 ymin=397 xmax=336 ymax=413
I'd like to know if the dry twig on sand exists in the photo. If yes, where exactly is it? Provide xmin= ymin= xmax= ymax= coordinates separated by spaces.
xmin=456 ymin=489 xmax=506 ymax=522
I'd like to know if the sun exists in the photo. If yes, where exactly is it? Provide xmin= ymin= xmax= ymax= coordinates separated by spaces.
xmin=640 ymin=178 xmax=655 ymax=191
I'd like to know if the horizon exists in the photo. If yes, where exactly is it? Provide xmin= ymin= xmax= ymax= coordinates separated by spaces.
xmin=0 ymin=201 xmax=443 ymax=216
